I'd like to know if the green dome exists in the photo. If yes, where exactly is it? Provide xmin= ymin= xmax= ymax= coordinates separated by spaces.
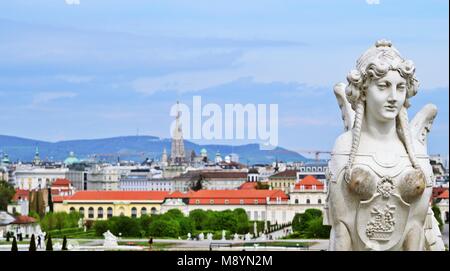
xmin=64 ymin=151 xmax=80 ymax=165
xmin=1 ymin=154 xmax=10 ymax=164
xmin=200 ymin=148 xmax=207 ymax=154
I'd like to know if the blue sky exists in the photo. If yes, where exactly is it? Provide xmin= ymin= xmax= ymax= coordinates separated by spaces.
xmin=0 ymin=0 xmax=448 ymax=158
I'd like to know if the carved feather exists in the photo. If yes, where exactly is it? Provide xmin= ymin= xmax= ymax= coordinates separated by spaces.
xmin=409 ymin=104 xmax=438 ymax=155
xmin=333 ymin=82 xmax=355 ymax=131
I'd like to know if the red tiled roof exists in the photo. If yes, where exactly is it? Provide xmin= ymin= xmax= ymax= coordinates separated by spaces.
xmin=185 ymin=189 xmax=288 ymax=205
xmin=239 ymin=182 xmax=257 ymax=190
xmin=269 ymin=170 xmax=297 ymax=179
xmin=295 ymin=175 xmax=324 ymax=190
xmin=178 ymin=171 xmax=247 ymax=180
xmin=52 ymin=195 xmax=69 ymax=203
xmin=437 ymin=189 xmax=449 ymax=199
xmin=64 ymin=191 xmax=170 ymax=201
xmin=12 ymin=189 xmax=29 ymax=201
xmin=167 ymin=191 xmax=194 ymax=198
xmin=12 ymin=215 xmax=36 ymax=224
xmin=52 ymin=178 xmax=71 ymax=186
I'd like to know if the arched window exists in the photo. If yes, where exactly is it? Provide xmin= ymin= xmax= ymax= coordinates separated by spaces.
xmin=141 ymin=207 xmax=147 ymax=216
xmin=295 ymin=199 xmax=299 ymax=204
xmin=98 ymin=207 xmax=104 ymax=219
xmin=318 ymin=199 xmax=322 ymax=204
xmin=88 ymin=207 xmax=94 ymax=218
xmin=70 ymin=207 xmax=76 ymax=213
xmin=131 ymin=207 xmax=137 ymax=218
xmin=151 ymin=207 xmax=157 ymax=215
xmin=79 ymin=207 xmax=85 ymax=217
xmin=107 ymin=207 xmax=113 ymax=218
xmin=306 ymin=199 xmax=310 ymax=204
xmin=254 ymin=211 xmax=259 ymax=220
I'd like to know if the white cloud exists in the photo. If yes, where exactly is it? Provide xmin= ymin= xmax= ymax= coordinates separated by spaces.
xmin=32 ymin=91 xmax=77 ymax=105
xmin=132 ymin=70 xmax=246 ymax=95
xmin=366 ymin=0 xmax=380 ymax=5
xmin=56 ymin=75 xmax=93 ymax=84
xmin=65 ymin=0 xmax=80 ymax=5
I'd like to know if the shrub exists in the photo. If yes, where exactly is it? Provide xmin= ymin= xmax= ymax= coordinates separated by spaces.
xmin=29 ymin=234 xmax=36 ymax=251
xmin=148 ymin=219 xmax=180 ymax=238
xmin=11 ymin=236 xmax=18 ymax=251
xmin=94 ymin=220 xmax=110 ymax=236
xmin=46 ymin=234 xmax=53 ymax=251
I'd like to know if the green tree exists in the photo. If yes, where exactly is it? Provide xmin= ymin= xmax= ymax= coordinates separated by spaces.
xmin=189 ymin=209 xmax=208 ymax=230
xmin=297 ymin=209 xmax=322 ymax=233
xmin=11 ymin=236 xmax=18 ymax=251
xmin=54 ymin=212 xmax=68 ymax=231
xmin=29 ymin=234 xmax=36 ymax=251
xmin=139 ymin=214 xmax=153 ymax=236
xmin=432 ymin=205 xmax=444 ymax=231
xmin=40 ymin=212 xmax=56 ymax=231
xmin=233 ymin=209 xmax=250 ymax=234
xmin=0 ymin=181 xmax=15 ymax=211
xmin=93 ymin=220 xmax=109 ymax=236
xmin=46 ymin=234 xmax=53 ymax=251
xmin=291 ymin=213 xmax=302 ymax=232
xmin=163 ymin=209 xmax=185 ymax=220
xmin=179 ymin=217 xmax=194 ymax=236
xmin=148 ymin=219 xmax=180 ymax=238
xmin=304 ymin=217 xmax=331 ymax=238
xmin=108 ymin=216 xmax=142 ymax=237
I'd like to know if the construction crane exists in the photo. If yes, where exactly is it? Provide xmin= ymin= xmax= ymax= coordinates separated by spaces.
xmin=295 ymin=150 xmax=331 ymax=161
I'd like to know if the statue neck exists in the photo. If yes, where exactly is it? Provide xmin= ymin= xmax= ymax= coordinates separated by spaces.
xmin=362 ymin=112 xmax=398 ymax=141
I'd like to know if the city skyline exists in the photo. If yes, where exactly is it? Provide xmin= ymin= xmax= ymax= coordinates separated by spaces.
xmin=0 ymin=0 xmax=448 ymax=156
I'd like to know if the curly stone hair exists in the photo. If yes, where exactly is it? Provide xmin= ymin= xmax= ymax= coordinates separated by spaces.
xmin=344 ymin=40 xmax=421 ymax=183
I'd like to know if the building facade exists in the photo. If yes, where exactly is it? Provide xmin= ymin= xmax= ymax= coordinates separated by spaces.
xmin=53 ymin=191 xmax=169 ymax=220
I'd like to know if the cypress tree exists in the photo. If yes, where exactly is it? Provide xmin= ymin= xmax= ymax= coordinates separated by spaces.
xmin=29 ymin=234 xmax=36 ymax=251
xmin=11 ymin=236 xmax=18 ymax=251
xmin=62 ymin=236 xmax=68 ymax=251
xmin=6 ymin=232 xmax=10 ymax=242
xmin=46 ymin=234 xmax=53 ymax=251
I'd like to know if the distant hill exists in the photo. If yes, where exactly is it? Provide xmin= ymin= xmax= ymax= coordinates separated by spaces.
xmin=0 ymin=135 xmax=307 ymax=164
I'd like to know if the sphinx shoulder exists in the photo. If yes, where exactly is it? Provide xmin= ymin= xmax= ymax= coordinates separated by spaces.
xmin=332 ymin=131 xmax=352 ymax=154
xmin=327 ymin=131 xmax=352 ymax=183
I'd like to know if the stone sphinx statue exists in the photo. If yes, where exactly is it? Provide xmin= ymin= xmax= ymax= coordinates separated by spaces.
xmin=325 ymin=39 xmax=445 ymax=251
xmin=103 ymin=230 xmax=118 ymax=248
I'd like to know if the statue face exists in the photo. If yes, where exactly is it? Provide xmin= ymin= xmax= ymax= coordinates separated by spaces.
xmin=366 ymin=70 xmax=407 ymax=122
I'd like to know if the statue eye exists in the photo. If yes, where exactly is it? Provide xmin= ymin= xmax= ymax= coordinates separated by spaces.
xmin=377 ymin=82 xmax=388 ymax=89
xmin=397 ymin=84 xmax=406 ymax=91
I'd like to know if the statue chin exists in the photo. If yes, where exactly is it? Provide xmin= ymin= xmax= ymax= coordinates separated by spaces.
xmin=348 ymin=167 xmax=377 ymax=200
xmin=398 ymin=169 xmax=426 ymax=203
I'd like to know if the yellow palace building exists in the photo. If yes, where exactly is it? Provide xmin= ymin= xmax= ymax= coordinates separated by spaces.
xmin=53 ymin=191 xmax=169 ymax=220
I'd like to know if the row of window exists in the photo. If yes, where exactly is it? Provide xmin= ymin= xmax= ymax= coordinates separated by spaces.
xmin=194 ymin=199 xmax=260 ymax=205
xmin=299 ymin=167 xmax=327 ymax=172
xmin=70 ymin=206 xmax=157 ymax=219
xmin=293 ymin=199 xmax=322 ymax=204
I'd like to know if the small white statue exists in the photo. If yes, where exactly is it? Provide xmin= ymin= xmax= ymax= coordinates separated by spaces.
xmin=207 ymin=233 xmax=213 ymax=241
xmin=78 ymin=218 xmax=83 ymax=229
xmin=103 ymin=230 xmax=118 ymax=248
xmin=245 ymin=233 xmax=252 ymax=241
xmin=260 ymin=233 xmax=267 ymax=241
xmin=198 ymin=232 xmax=204 ymax=241
xmin=326 ymin=39 xmax=445 ymax=251
xmin=221 ymin=230 xmax=226 ymax=241
xmin=187 ymin=233 xmax=191 ymax=241
xmin=233 ymin=233 xmax=240 ymax=241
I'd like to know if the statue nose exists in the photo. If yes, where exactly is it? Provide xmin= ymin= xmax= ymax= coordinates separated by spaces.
xmin=387 ymin=88 xmax=398 ymax=102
